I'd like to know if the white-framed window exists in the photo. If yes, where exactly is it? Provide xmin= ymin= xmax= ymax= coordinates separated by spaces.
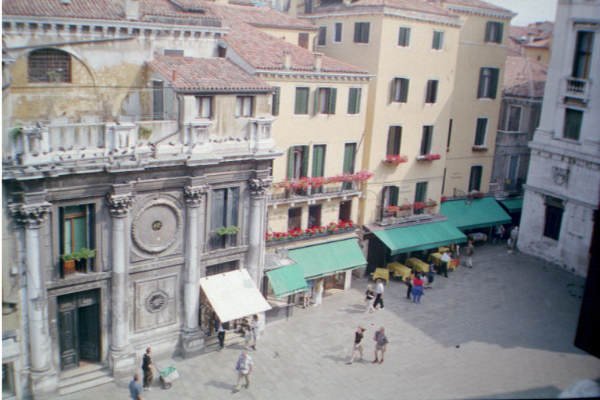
xmin=235 ymin=96 xmax=254 ymax=117
xmin=504 ymin=105 xmax=522 ymax=131
xmin=432 ymin=31 xmax=444 ymax=50
xmin=334 ymin=22 xmax=343 ymax=43
xmin=196 ymin=96 xmax=213 ymax=119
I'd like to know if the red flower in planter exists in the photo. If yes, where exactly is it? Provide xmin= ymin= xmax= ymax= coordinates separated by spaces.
xmin=398 ymin=203 xmax=412 ymax=211
xmin=440 ymin=196 xmax=448 ymax=203
xmin=386 ymin=205 xmax=400 ymax=213
xmin=384 ymin=155 xmax=408 ymax=165
xmin=417 ymin=153 xmax=441 ymax=161
xmin=413 ymin=202 xmax=426 ymax=210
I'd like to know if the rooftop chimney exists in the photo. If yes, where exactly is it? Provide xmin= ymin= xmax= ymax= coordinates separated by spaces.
xmin=125 ymin=0 xmax=140 ymax=20
xmin=283 ymin=51 xmax=292 ymax=70
xmin=313 ymin=52 xmax=322 ymax=72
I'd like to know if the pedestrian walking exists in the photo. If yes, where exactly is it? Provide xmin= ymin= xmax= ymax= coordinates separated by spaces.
xmin=465 ymin=240 xmax=474 ymax=268
xmin=250 ymin=314 xmax=259 ymax=350
xmin=313 ymin=278 xmax=324 ymax=306
xmin=141 ymin=346 xmax=154 ymax=391
xmin=508 ymin=226 xmax=519 ymax=253
xmin=440 ymin=251 xmax=451 ymax=277
xmin=347 ymin=326 xmax=366 ymax=364
xmin=240 ymin=318 xmax=252 ymax=349
xmin=217 ymin=320 xmax=226 ymax=350
xmin=233 ymin=350 xmax=253 ymax=393
xmin=405 ymin=270 xmax=415 ymax=300
xmin=372 ymin=327 xmax=388 ymax=364
xmin=493 ymin=225 xmax=506 ymax=244
xmin=129 ymin=373 xmax=143 ymax=400
xmin=365 ymin=284 xmax=375 ymax=313
xmin=425 ymin=262 xmax=435 ymax=288
xmin=373 ymin=279 xmax=384 ymax=309
xmin=411 ymin=273 xmax=424 ymax=304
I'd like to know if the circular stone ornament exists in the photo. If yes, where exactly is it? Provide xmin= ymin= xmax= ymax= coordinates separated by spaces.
xmin=145 ymin=289 xmax=169 ymax=313
xmin=132 ymin=199 xmax=182 ymax=254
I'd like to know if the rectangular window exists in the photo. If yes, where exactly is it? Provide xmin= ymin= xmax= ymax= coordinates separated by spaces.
xmin=432 ymin=31 xmax=444 ymax=50
xmin=235 ymin=96 xmax=253 ymax=117
xmin=210 ymin=187 xmax=240 ymax=250
xmin=474 ymin=118 xmax=487 ymax=146
xmin=271 ymin=87 xmax=280 ymax=116
xmin=543 ymin=196 xmax=564 ymax=240
xmin=152 ymin=80 xmax=164 ymax=120
xmin=318 ymin=26 xmax=327 ymax=46
xmin=317 ymin=87 xmax=337 ymax=114
xmin=60 ymin=204 xmax=95 ymax=274
xmin=294 ymin=87 xmax=310 ymax=115
xmin=414 ymin=181 xmax=428 ymax=214
xmin=196 ymin=96 xmax=213 ymax=119
xmin=287 ymin=145 xmax=309 ymax=179
xmin=563 ymin=108 xmax=583 ymax=140
xmin=342 ymin=143 xmax=356 ymax=190
xmin=425 ymin=80 xmax=438 ymax=104
xmin=308 ymin=204 xmax=322 ymax=228
xmin=298 ymin=32 xmax=309 ymax=49
xmin=334 ymin=22 xmax=343 ymax=43
xmin=339 ymin=200 xmax=352 ymax=221
xmin=2 ymin=363 xmax=15 ymax=397
xmin=288 ymin=207 xmax=302 ymax=231
xmin=386 ymin=126 xmax=402 ymax=156
xmin=485 ymin=21 xmax=504 ymax=43
xmin=477 ymin=67 xmax=500 ymax=99
xmin=468 ymin=166 xmax=483 ymax=192
xmin=398 ymin=27 xmax=411 ymax=47
xmin=447 ymin=119 xmax=453 ymax=152
xmin=382 ymin=185 xmax=400 ymax=210
xmin=354 ymin=22 xmax=370 ymax=43
xmin=572 ymin=31 xmax=594 ymax=79
xmin=347 ymin=87 xmax=361 ymax=114
xmin=312 ymin=144 xmax=326 ymax=194
xmin=391 ymin=77 xmax=409 ymax=103
xmin=420 ymin=125 xmax=433 ymax=155
xmin=505 ymin=105 xmax=522 ymax=131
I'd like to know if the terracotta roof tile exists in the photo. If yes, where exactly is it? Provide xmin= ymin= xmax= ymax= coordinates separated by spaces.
xmin=206 ymin=2 xmax=315 ymax=30
xmin=3 ymin=0 xmax=125 ymax=20
xmin=503 ymin=55 xmax=547 ymax=98
xmin=148 ymin=55 xmax=272 ymax=92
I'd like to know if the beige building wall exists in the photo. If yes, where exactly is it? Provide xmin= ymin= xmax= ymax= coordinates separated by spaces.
xmin=306 ymin=12 xmax=461 ymax=224
xmin=264 ymin=75 xmax=369 ymax=232
xmin=258 ymin=27 xmax=317 ymax=51
xmin=443 ymin=11 xmax=511 ymax=196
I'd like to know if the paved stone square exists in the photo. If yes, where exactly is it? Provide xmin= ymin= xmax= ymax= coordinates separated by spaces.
xmin=55 ymin=244 xmax=600 ymax=400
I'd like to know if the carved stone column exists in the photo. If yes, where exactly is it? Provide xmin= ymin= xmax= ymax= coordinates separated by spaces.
xmin=106 ymin=190 xmax=134 ymax=375
xmin=10 ymin=201 xmax=57 ymax=395
xmin=247 ymin=177 xmax=271 ymax=288
xmin=181 ymin=184 xmax=208 ymax=357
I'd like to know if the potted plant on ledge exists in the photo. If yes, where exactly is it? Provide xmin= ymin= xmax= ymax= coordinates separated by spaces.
xmin=61 ymin=247 xmax=97 ymax=276
xmin=216 ymin=226 xmax=240 ymax=236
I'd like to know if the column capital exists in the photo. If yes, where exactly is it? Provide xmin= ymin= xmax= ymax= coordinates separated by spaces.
xmin=248 ymin=177 xmax=272 ymax=197
xmin=184 ymin=184 xmax=209 ymax=207
xmin=9 ymin=202 xmax=51 ymax=229
xmin=106 ymin=193 xmax=133 ymax=218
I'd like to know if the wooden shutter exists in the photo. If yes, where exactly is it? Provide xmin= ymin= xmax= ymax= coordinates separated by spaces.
xmin=490 ymin=68 xmax=499 ymax=99
xmin=485 ymin=22 xmax=492 ymax=42
xmin=329 ymin=88 xmax=337 ymax=114
xmin=272 ymin=87 xmax=280 ymax=116
xmin=400 ymin=78 xmax=409 ymax=102
xmin=390 ymin=186 xmax=399 ymax=206
xmin=477 ymin=69 xmax=485 ymax=98
xmin=313 ymin=88 xmax=320 ymax=115
xmin=287 ymin=147 xmax=295 ymax=179
xmin=312 ymin=145 xmax=326 ymax=177
xmin=301 ymin=145 xmax=309 ymax=177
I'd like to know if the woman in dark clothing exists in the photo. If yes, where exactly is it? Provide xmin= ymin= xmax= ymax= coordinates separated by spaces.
xmin=405 ymin=270 xmax=415 ymax=300
xmin=142 ymin=347 xmax=154 ymax=390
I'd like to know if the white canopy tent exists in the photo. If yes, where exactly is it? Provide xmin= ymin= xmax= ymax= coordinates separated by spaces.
xmin=199 ymin=268 xmax=271 ymax=322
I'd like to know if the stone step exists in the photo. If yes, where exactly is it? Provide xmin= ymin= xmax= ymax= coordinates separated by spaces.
xmin=58 ymin=367 xmax=113 ymax=396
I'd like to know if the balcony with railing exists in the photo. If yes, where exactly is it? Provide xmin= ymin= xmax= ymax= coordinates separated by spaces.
xmin=3 ymin=116 xmax=275 ymax=179
xmin=377 ymin=199 xmax=438 ymax=226
xmin=268 ymin=171 xmax=373 ymax=205
xmin=563 ymin=76 xmax=591 ymax=103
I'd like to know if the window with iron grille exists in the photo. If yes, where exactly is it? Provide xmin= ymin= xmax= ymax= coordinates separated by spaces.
xmin=28 ymin=48 xmax=71 ymax=83
xmin=209 ymin=187 xmax=240 ymax=250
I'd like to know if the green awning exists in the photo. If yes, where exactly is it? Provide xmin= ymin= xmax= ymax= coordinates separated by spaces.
xmin=440 ymin=197 xmax=512 ymax=230
xmin=266 ymin=264 xmax=308 ymax=298
xmin=373 ymin=220 xmax=467 ymax=256
xmin=288 ymin=239 xmax=367 ymax=280
xmin=499 ymin=197 xmax=523 ymax=213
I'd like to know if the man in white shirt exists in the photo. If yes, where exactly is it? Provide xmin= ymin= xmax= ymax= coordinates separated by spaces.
xmin=440 ymin=251 xmax=451 ymax=277
xmin=373 ymin=279 xmax=384 ymax=309
xmin=233 ymin=350 xmax=254 ymax=392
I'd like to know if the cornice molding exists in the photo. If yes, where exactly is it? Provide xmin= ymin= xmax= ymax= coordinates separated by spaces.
xmin=445 ymin=4 xmax=515 ymax=20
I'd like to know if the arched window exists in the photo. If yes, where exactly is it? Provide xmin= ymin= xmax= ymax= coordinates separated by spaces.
xmin=28 ymin=48 xmax=71 ymax=83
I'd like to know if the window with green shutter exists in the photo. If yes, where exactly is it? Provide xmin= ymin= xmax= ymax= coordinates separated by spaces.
xmin=312 ymin=144 xmax=326 ymax=194
xmin=60 ymin=204 xmax=95 ymax=274
xmin=288 ymin=145 xmax=309 ymax=179
xmin=210 ymin=187 xmax=240 ymax=250
xmin=432 ymin=31 xmax=444 ymax=50
xmin=354 ymin=22 xmax=370 ymax=43
xmin=485 ymin=21 xmax=503 ymax=43
xmin=414 ymin=181 xmax=428 ymax=214
xmin=272 ymin=87 xmax=281 ymax=116
xmin=398 ymin=27 xmax=411 ymax=47
xmin=294 ymin=87 xmax=309 ymax=115
xmin=477 ymin=67 xmax=499 ymax=99
xmin=386 ymin=126 xmax=402 ymax=155
xmin=391 ymin=78 xmax=409 ymax=103
xmin=347 ymin=87 xmax=361 ymax=114
xmin=342 ymin=143 xmax=356 ymax=190
xmin=317 ymin=87 xmax=337 ymax=114
xmin=420 ymin=126 xmax=433 ymax=155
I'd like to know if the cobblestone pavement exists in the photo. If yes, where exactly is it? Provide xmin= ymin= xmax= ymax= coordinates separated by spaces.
xmin=56 ymin=244 xmax=600 ymax=400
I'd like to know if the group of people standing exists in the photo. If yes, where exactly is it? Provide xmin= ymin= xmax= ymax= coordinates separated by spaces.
xmin=347 ymin=326 xmax=389 ymax=365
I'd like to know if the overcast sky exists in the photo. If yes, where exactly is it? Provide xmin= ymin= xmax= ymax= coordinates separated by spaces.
xmin=484 ymin=0 xmax=557 ymax=26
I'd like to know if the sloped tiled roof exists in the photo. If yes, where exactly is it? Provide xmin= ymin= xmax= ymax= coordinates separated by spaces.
xmin=3 ymin=0 xmax=125 ymax=20
xmin=224 ymin=21 xmax=368 ymax=74
xmin=312 ymin=0 xmax=455 ymax=17
xmin=205 ymin=1 xmax=315 ymax=30
xmin=148 ymin=55 xmax=272 ymax=92
xmin=503 ymin=55 xmax=547 ymax=98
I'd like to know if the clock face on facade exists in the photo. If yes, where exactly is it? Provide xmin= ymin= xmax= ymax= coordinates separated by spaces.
xmin=132 ymin=199 xmax=182 ymax=254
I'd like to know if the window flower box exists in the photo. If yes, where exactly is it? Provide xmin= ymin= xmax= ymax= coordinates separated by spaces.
xmin=383 ymin=154 xmax=408 ymax=165
xmin=472 ymin=145 xmax=488 ymax=152
xmin=416 ymin=153 xmax=441 ymax=161
xmin=413 ymin=201 xmax=426 ymax=211
xmin=424 ymin=199 xmax=438 ymax=208
xmin=272 ymin=171 xmax=374 ymax=191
